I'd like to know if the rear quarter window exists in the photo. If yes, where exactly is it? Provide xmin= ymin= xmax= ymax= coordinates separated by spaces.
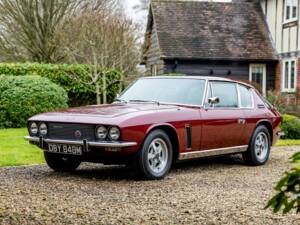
xmin=238 ymin=84 xmax=253 ymax=108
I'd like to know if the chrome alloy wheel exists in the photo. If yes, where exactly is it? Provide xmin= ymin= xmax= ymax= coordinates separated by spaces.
xmin=147 ymin=138 xmax=169 ymax=174
xmin=254 ymin=132 xmax=269 ymax=162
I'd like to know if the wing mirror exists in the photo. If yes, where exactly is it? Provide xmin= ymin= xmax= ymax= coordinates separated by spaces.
xmin=208 ymin=96 xmax=220 ymax=105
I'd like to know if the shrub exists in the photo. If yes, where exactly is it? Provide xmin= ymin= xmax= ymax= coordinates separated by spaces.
xmin=266 ymin=90 xmax=286 ymax=114
xmin=266 ymin=151 xmax=300 ymax=213
xmin=0 ymin=76 xmax=68 ymax=128
xmin=281 ymin=114 xmax=300 ymax=139
xmin=0 ymin=63 xmax=121 ymax=106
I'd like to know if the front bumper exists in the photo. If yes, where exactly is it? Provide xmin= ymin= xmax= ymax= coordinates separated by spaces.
xmin=24 ymin=136 xmax=137 ymax=149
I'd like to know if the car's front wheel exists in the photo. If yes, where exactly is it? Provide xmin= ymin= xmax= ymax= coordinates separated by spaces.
xmin=44 ymin=152 xmax=81 ymax=172
xmin=243 ymin=125 xmax=271 ymax=166
xmin=136 ymin=129 xmax=173 ymax=180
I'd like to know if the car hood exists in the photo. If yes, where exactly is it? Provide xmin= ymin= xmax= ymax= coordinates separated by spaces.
xmin=29 ymin=103 xmax=180 ymax=125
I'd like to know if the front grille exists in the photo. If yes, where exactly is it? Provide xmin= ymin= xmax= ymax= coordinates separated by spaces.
xmin=48 ymin=123 xmax=95 ymax=141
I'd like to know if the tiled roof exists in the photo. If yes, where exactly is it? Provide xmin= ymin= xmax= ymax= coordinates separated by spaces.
xmin=149 ymin=0 xmax=277 ymax=61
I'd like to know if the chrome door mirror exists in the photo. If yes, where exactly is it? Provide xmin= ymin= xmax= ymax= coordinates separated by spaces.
xmin=208 ymin=96 xmax=220 ymax=105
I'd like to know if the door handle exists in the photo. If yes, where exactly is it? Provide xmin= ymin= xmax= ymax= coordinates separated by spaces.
xmin=238 ymin=119 xmax=246 ymax=124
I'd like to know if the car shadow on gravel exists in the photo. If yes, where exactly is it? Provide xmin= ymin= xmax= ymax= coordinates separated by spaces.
xmin=56 ymin=154 xmax=245 ymax=181
xmin=70 ymin=165 xmax=138 ymax=180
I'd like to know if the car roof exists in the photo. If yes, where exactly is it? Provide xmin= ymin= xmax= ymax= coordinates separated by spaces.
xmin=142 ymin=76 xmax=254 ymax=88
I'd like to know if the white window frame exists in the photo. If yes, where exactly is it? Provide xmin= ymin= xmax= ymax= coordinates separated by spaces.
xmin=282 ymin=59 xmax=297 ymax=93
xmin=284 ymin=0 xmax=298 ymax=24
xmin=249 ymin=64 xmax=267 ymax=96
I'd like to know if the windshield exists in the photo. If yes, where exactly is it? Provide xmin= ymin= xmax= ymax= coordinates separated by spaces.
xmin=119 ymin=78 xmax=206 ymax=105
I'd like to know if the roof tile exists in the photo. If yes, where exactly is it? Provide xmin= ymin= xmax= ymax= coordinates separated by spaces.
xmin=150 ymin=0 xmax=277 ymax=60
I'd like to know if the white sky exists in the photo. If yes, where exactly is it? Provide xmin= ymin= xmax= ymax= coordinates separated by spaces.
xmin=123 ymin=0 xmax=147 ymax=25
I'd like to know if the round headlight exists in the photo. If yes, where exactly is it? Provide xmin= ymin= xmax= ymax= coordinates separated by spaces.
xmin=109 ymin=127 xmax=120 ymax=141
xmin=96 ymin=126 xmax=107 ymax=139
xmin=39 ymin=123 xmax=48 ymax=136
xmin=30 ymin=122 xmax=38 ymax=135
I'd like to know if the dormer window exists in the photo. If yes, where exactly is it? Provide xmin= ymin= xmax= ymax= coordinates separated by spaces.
xmin=285 ymin=0 xmax=298 ymax=23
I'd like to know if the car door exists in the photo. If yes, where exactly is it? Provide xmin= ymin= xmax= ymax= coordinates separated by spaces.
xmin=200 ymin=81 xmax=246 ymax=150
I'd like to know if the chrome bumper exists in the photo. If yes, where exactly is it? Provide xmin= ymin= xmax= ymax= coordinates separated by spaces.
xmin=24 ymin=136 xmax=137 ymax=148
xmin=276 ymin=131 xmax=285 ymax=137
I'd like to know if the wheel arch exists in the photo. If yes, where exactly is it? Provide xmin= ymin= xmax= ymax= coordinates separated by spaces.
xmin=255 ymin=120 xmax=273 ymax=144
xmin=146 ymin=124 xmax=180 ymax=161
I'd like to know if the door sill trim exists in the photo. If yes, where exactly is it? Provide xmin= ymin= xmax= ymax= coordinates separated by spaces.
xmin=179 ymin=145 xmax=248 ymax=160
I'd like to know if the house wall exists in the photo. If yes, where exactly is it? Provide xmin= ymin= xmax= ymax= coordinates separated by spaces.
xmin=261 ymin=0 xmax=300 ymax=105
xmin=163 ymin=60 xmax=276 ymax=91
xmin=145 ymin=21 xmax=165 ymax=75
xmin=260 ymin=0 xmax=299 ymax=54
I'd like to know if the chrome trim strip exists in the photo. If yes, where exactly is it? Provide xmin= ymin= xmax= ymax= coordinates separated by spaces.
xmin=24 ymin=136 xmax=137 ymax=148
xmin=178 ymin=145 xmax=248 ymax=160
xmin=201 ymin=79 xmax=209 ymax=107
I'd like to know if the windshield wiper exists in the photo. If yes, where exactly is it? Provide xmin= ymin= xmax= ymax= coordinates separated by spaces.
xmin=114 ymin=98 xmax=128 ymax=104
xmin=129 ymin=100 xmax=160 ymax=105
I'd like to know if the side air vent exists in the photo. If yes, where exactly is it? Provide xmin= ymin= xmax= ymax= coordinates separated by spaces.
xmin=185 ymin=124 xmax=192 ymax=150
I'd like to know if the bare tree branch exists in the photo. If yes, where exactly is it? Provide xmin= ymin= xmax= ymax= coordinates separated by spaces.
xmin=59 ymin=9 xmax=139 ymax=104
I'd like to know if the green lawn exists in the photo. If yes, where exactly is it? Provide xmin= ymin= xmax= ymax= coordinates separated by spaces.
xmin=0 ymin=128 xmax=44 ymax=167
xmin=275 ymin=139 xmax=300 ymax=147
xmin=0 ymin=128 xmax=299 ymax=167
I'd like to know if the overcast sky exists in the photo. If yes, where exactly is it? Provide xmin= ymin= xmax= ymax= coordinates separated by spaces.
xmin=123 ymin=0 xmax=147 ymax=25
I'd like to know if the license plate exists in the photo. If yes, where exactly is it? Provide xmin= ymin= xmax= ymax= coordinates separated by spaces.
xmin=47 ymin=144 xmax=83 ymax=156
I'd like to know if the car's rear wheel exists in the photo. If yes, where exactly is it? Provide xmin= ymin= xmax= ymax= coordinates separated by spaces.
xmin=243 ymin=125 xmax=271 ymax=166
xmin=136 ymin=129 xmax=173 ymax=180
xmin=44 ymin=152 xmax=81 ymax=172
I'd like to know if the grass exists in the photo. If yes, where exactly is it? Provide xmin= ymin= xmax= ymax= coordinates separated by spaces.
xmin=275 ymin=139 xmax=300 ymax=147
xmin=0 ymin=128 xmax=299 ymax=167
xmin=0 ymin=128 xmax=44 ymax=167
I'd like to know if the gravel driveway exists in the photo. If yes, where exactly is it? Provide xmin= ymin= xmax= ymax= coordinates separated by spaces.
xmin=0 ymin=146 xmax=299 ymax=225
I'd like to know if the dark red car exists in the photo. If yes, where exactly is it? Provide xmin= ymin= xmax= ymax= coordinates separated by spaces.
xmin=25 ymin=76 xmax=283 ymax=180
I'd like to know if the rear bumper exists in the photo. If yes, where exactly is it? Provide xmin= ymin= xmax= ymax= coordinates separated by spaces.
xmin=276 ymin=131 xmax=285 ymax=137
xmin=24 ymin=136 xmax=138 ymax=148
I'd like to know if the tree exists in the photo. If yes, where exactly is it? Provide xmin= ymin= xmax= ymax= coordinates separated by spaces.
xmin=266 ymin=152 xmax=300 ymax=213
xmin=59 ymin=10 xmax=139 ymax=104
xmin=0 ymin=0 xmax=119 ymax=63
xmin=0 ymin=0 xmax=78 ymax=62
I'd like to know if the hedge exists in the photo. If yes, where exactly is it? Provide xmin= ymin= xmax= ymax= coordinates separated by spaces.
xmin=0 ymin=76 xmax=68 ymax=128
xmin=0 ymin=63 xmax=121 ymax=106
xmin=281 ymin=114 xmax=300 ymax=140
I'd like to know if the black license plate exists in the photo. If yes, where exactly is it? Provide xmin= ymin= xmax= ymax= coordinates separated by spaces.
xmin=47 ymin=144 xmax=83 ymax=156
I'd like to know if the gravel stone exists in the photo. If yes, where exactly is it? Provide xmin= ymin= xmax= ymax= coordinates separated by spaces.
xmin=0 ymin=146 xmax=299 ymax=225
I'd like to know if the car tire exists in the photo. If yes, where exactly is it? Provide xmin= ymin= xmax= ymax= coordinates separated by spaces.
xmin=243 ymin=125 xmax=271 ymax=166
xmin=136 ymin=129 xmax=173 ymax=180
xmin=44 ymin=152 xmax=81 ymax=172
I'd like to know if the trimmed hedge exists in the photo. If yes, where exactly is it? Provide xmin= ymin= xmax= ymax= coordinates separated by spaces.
xmin=281 ymin=114 xmax=300 ymax=140
xmin=0 ymin=76 xmax=68 ymax=128
xmin=0 ymin=63 xmax=121 ymax=106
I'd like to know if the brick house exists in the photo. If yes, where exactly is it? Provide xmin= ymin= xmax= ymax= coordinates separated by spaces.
xmin=142 ymin=0 xmax=300 ymax=104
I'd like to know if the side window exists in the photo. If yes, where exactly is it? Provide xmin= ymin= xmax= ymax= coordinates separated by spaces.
xmin=238 ymin=84 xmax=253 ymax=108
xmin=210 ymin=82 xmax=238 ymax=108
